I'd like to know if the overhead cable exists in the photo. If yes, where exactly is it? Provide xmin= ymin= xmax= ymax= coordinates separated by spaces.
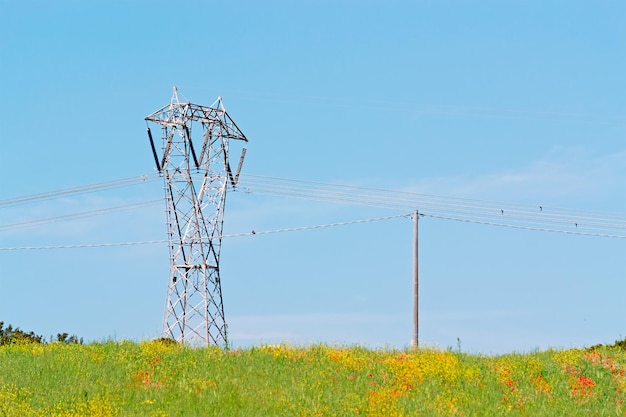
xmin=0 ymin=200 xmax=162 ymax=231
xmin=0 ymin=174 xmax=160 ymax=208
xmin=1 ymin=172 xmax=625 ymax=240
xmin=0 ymin=213 xmax=407 ymax=251
xmin=422 ymin=214 xmax=626 ymax=239
xmin=234 ymin=173 xmax=626 ymax=235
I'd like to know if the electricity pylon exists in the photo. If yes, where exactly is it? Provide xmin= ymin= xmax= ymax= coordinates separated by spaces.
xmin=145 ymin=87 xmax=248 ymax=346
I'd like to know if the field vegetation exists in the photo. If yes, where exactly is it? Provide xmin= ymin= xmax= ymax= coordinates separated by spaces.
xmin=0 ymin=324 xmax=625 ymax=416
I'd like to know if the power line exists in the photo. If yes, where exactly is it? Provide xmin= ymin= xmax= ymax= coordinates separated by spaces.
xmin=4 ymin=205 xmax=624 ymax=252
xmin=0 ymin=213 xmax=408 ymax=251
xmin=237 ymin=173 xmax=626 ymax=218
xmin=7 ymin=171 xmax=623 ymax=225
xmin=0 ymin=174 xmax=160 ymax=208
xmin=422 ymin=214 xmax=626 ymax=239
xmin=0 ymin=200 xmax=162 ymax=231
xmin=0 ymin=239 xmax=169 ymax=251
xmin=234 ymin=173 xmax=626 ymax=235
xmin=1 ymin=172 xmax=624 ymax=240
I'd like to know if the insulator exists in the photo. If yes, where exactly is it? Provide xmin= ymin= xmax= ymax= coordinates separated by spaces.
xmin=160 ymin=128 xmax=174 ymax=169
xmin=223 ymin=146 xmax=236 ymax=186
xmin=146 ymin=128 xmax=162 ymax=172
xmin=184 ymin=125 xmax=200 ymax=168
xmin=233 ymin=147 xmax=247 ymax=185
xmin=198 ymin=128 xmax=212 ymax=166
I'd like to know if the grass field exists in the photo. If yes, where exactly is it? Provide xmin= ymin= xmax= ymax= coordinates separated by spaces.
xmin=1 ymin=340 xmax=625 ymax=416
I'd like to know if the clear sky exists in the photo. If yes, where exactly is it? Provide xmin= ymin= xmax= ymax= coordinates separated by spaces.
xmin=0 ymin=0 xmax=624 ymax=354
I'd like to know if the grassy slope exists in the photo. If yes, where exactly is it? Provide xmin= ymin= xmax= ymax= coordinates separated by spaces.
xmin=0 ymin=341 xmax=625 ymax=416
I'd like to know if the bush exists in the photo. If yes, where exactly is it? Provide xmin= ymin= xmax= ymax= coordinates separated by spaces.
xmin=588 ymin=337 xmax=626 ymax=351
xmin=0 ymin=322 xmax=43 ymax=345
xmin=0 ymin=322 xmax=83 ymax=346
xmin=53 ymin=332 xmax=83 ymax=344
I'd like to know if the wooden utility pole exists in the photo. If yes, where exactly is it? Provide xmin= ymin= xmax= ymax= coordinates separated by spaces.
xmin=412 ymin=210 xmax=419 ymax=348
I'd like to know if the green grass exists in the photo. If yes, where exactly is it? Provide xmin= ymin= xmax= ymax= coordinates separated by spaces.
xmin=0 ymin=340 xmax=625 ymax=416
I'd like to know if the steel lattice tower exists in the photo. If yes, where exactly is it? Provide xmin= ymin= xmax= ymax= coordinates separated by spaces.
xmin=145 ymin=87 xmax=248 ymax=346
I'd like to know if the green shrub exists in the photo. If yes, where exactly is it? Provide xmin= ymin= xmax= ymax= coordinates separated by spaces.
xmin=0 ymin=322 xmax=43 ymax=345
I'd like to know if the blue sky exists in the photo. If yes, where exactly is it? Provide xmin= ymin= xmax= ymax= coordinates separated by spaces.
xmin=0 ymin=0 xmax=624 ymax=354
